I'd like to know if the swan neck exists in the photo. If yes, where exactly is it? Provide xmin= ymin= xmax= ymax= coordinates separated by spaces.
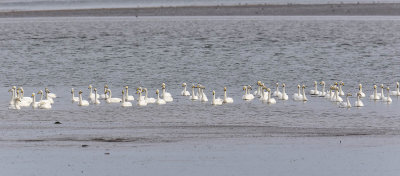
xmin=224 ymin=91 xmax=227 ymax=100
xmin=298 ymin=87 xmax=300 ymax=95
xmin=79 ymin=94 xmax=82 ymax=104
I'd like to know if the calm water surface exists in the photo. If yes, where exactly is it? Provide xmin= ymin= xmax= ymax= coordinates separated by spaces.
xmin=1 ymin=16 xmax=400 ymax=145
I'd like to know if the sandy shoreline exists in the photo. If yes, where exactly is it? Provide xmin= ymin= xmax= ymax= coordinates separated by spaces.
xmin=2 ymin=3 xmax=400 ymax=17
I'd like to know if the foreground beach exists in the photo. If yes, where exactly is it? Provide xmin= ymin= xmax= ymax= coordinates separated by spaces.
xmin=1 ymin=3 xmax=400 ymax=17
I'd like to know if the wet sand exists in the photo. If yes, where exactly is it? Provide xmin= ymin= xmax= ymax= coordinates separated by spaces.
xmin=1 ymin=3 xmax=400 ymax=17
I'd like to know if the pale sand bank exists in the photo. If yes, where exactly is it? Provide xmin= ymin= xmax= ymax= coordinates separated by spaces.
xmin=1 ymin=3 xmax=400 ymax=17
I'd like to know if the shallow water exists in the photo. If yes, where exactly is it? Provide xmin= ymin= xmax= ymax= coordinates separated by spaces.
xmin=1 ymin=16 xmax=400 ymax=145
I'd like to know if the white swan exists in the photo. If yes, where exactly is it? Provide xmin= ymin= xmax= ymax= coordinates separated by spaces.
xmin=92 ymin=88 xmax=101 ymax=104
xmin=369 ymin=85 xmax=381 ymax=100
xmin=121 ymin=90 xmax=132 ymax=107
xmin=31 ymin=93 xmax=40 ymax=109
xmin=15 ymin=88 xmax=32 ymax=107
xmin=45 ymin=88 xmax=57 ymax=98
xmin=354 ymin=93 xmax=364 ymax=107
xmin=190 ymin=85 xmax=199 ymax=101
xmin=293 ymin=85 xmax=303 ymax=101
xmin=273 ymin=83 xmax=282 ymax=97
xmin=358 ymin=84 xmax=366 ymax=98
xmin=124 ymin=86 xmax=135 ymax=101
xmin=382 ymin=87 xmax=392 ymax=103
xmin=278 ymin=83 xmax=289 ymax=100
xmin=309 ymin=81 xmax=320 ymax=95
xmin=301 ymin=85 xmax=308 ymax=101
xmin=88 ymin=85 xmax=99 ymax=101
xmin=37 ymin=90 xmax=52 ymax=105
xmin=331 ymin=86 xmax=343 ymax=102
xmin=324 ymin=86 xmax=333 ymax=99
xmin=318 ymin=81 xmax=327 ymax=97
xmin=199 ymin=85 xmax=208 ymax=102
xmin=266 ymin=88 xmax=277 ymax=104
xmin=136 ymin=89 xmax=148 ymax=106
xmin=260 ymin=85 xmax=268 ymax=102
xmin=155 ymin=89 xmax=166 ymax=105
xmin=144 ymin=88 xmax=156 ymax=104
xmin=377 ymin=84 xmax=386 ymax=99
xmin=212 ymin=90 xmax=223 ymax=105
xmin=136 ymin=87 xmax=145 ymax=101
xmin=242 ymin=86 xmax=254 ymax=101
xmin=161 ymin=83 xmax=173 ymax=102
xmin=390 ymin=82 xmax=400 ymax=96
xmin=8 ymin=88 xmax=16 ymax=105
xmin=223 ymin=87 xmax=234 ymax=103
xmin=19 ymin=87 xmax=33 ymax=104
xmin=9 ymin=97 xmax=21 ymax=110
xmin=339 ymin=93 xmax=352 ymax=108
xmin=337 ymin=82 xmax=345 ymax=96
xmin=181 ymin=83 xmax=190 ymax=96
xmin=100 ymin=85 xmax=109 ymax=99
xmin=253 ymin=81 xmax=262 ymax=97
xmin=105 ymin=89 xmax=122 ymax=103
xmin=44 ymin=89 xmax=54 ymax=104
xmin=71 ymin=88 xmax=79 ymax=102
xmin=78 ymin=90 xmax=89 ymax=106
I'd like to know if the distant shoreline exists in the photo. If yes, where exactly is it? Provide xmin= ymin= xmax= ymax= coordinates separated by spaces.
xmin=1 ymin=3 xmax=400 ymax=17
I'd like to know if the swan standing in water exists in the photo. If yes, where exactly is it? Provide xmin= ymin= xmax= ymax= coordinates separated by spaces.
xmin=144 ymin=88 xmax=156 ymax=104
xmin=253 ymin=81 xmax=262 ymax=97
xmin=31 ymin=93 xmax=40 ymax=109
xmin=161 ymin=83 xmax=173 ymax=102
xmin=369 ymin=85 xmax=381 ymax=100
xmin=121 ymin=90 xmax=132 ymax=107
xmin=339 ymin=93 xmax=352 ymax=108
xmin=88 ymin=85 xmax=99 ymax=101
xmin=331 ymin=86 xmax=343 ymax=102
xmin=78 ymin=90 xmax=89 ymax=106
xmin=318 ymin=81 xmax=327 ymax=97
xmin=338 ymin=82 xmax=345 ymax=96
xmin=278 ymin=83 xmax=289 ymax=100
xmin=71 ymin=88 xmax=79 ymax=102
xmin=223 ymin=87 xmax=234 ymax=103
xmin=242 ymin=86 xmax=254 ymax=101
xmin=382 ymin=87 xmax=392 ymax=103
xmin=137 ymin=89 xmax=148 ymax=106
xmin=310 ymin=81 xmax=320 ymax=95
xmin=273 ymin=83 xmax=282 ymax=97
xmin=181 ymin=83 xmax=190 ymax=96
xmin=105 ymin=89 xmax=122 ymax=103
xmin=100 ymin=85 xmax=109 ymax=99
xmin=44 ymin=89 xmax=54 ymax=104
xmin=212 ymin=90 xmax=223 ymax=105
xmin=377 ymin=84 xmax=386 ymax=99
xmin=266 ymin=88 xmax=277 ymax=104
xmin=9 ymin=97 xmax=21 ymax=110
xmin=155 ymin=89 xmax=166 ymax=105
xmin=260 ymin=85 xmax=268 ymax=102
xmin=293 ymin=85 xmax=303 ymax=101
xmin=358 ymin=84 xmax=366 ymax=98
xmin=190 ymin=85 xmax=199 ymax=101
xmin=92 ymin=88 xmax=101 ymax=104
xmin=8 ymin=88 xmax=16 ymax=105
xmin=199 ymin=85 xmax=208 ymax=102
xmin=391 ymin=82 xmax=400 ymax=96
xmin=354 ymin=93 xmax=364 ymax=107
xmin=125 ymin=86 xmax=135 ymax=101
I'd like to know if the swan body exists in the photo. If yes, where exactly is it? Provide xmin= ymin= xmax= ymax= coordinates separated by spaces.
xmin=358 ymin=84 xmax=366 ymax=98
xmin=390 ymin=82 xmax=400 ymax=96
xmin=39 ymin=101 xmax=52 ymax=109
xmin=293 ymin=85 xmax=303 ymax=101
xmin=190 ymin=85 xmax=199 ymax=100
xmin=266 ymin=88 xmax=276 ymax=104
xmin=37 ymin=90 xmax=52 ymax=105
xmin=155 ymin=89 xmax=166 ymax=105
xmin=339 ymin=93 xmax=352 ymax=108
xmin=318 ymin=81 xmax=327 ymax=97
xmin=105 ymin=89 xmax=122 ymax=103
xmin=354 ymin=93 xmax=364 ymax=107
xmin=137 ymin=90 xmax=148 ymax=106
xmin=382 ymin=87 xmax=392 ymax=103
xmin=278 ymin=83 xmax=289 ymax=100
xmin=223 ymin=87 xmax=234 ymax=103
xmin=124 ymin=86 xmax=135 ymax=101
xmin=309 ymin=81 xmax=320 ymax=95
xmin=181 ymin=83 xmax=190 ymax=96
xmin=273 ymin=83 xmax=282 ymax=97
xmin=242 ymin=86 xmax=254 ymax=101
xmin=144 ymin=88 xmax=156 ymax=104
xmin=17 ymin=88 xmax=32 ymax=106
xmin=161 ymin=83 xmax=173 ymax=102
xmin=331 ymin=86 xmax=343 ymax=102
xmin=325 ymin=88 xmax=333 ymax=99
xmin=260 ymin=86 xmax=268 ymax=102
xmin=71 ymin=88 xmax=79 ymax=102
xmin=78 ymin=90 xmax=89 ymax=106
xmin=121 ymin=90 xmax=132 ymax=107
xmin=369 ymin=85 xmax=381 ymax=100
xmin=9 ymin=97 xmax=21 ymax=110
xmin=31 ymin=93 xmax=40 ymax=109
xmin=212 ymin=90 xmax=223 ymax=105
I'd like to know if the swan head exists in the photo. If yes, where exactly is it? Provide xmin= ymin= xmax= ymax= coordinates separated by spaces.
xmin=267 ymin=88 xmax=271 ymax=92
xmin=224 ymin=87 xmax=227 ymax=91
xmin=162 ymin=84 xmax=166 ymax=89
xmin=31 ymin=93 xmax=35 ymax=97
xmin=122 ymin=90 xmax=125 ymax=95
xmin=340 ymin=82 xmax=344 ymax=86
xmin=94 ymin=88 xmax=97 ymax=92
xmin=397 ymin=82 xmax=399 ymax=87
xmin=156 ymin=89 xmax=159 ymax=94
xmin=125 ymin=86 xmax=129 ymax=89
xmin=79 ymin=90 xmax=83 ymax=94
xmin=373 ymin=85 xmax=377 ymax=89
xmin=104 ymin=85 xmax=108 ymax=88
xmin=314 ymin=81 xmax=317 ymax=85
xmin=243 ymin=86 xmax=247 ymax=91
xmin=37 ymin=90 xmax=43 ymax=94
xmin=297 ymin=85 xmax=300 ymax=89
xmin=20 ymin=89 xmax=24 ymax=93
xmin=192 ymin=85 xmax=196 ymax=89
xmin=137 ymin=87 xmax=142 ymax=91
xmin=282 ymin=83 xmax=286 ymax=87
xmin=88 ymin=85 xmax=92 ymax=89
xmin=247 ymin=85 xmax=252 ymax=90
xmin=359 ymin=84 xmax=362 ymax=88
xmin=320 ymin=81 xmax=325 ymax=85
xmin=276 ymin=83 xmax=279 ymax=87
xmin=71 ymin=88 xmax=74 ymax=93
xmin=302 ymin=85 xmax=306 ymax=89
xmin=387 ymin=87 xmax=390 ymax=91
xmin=347 ymin=93 xmax=352 ymax=97
xmin=12 ymin=86 xmax=16 ymax=89
xmin=380 ymin=84 xmax=384 ymax=88
xmin=212 ymin=90 xmax=215 ymax=95
xmin=182 ymin=83 xmax=186 ymax=87
xmin=257 ymin=81 xmax=261 ymax=86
